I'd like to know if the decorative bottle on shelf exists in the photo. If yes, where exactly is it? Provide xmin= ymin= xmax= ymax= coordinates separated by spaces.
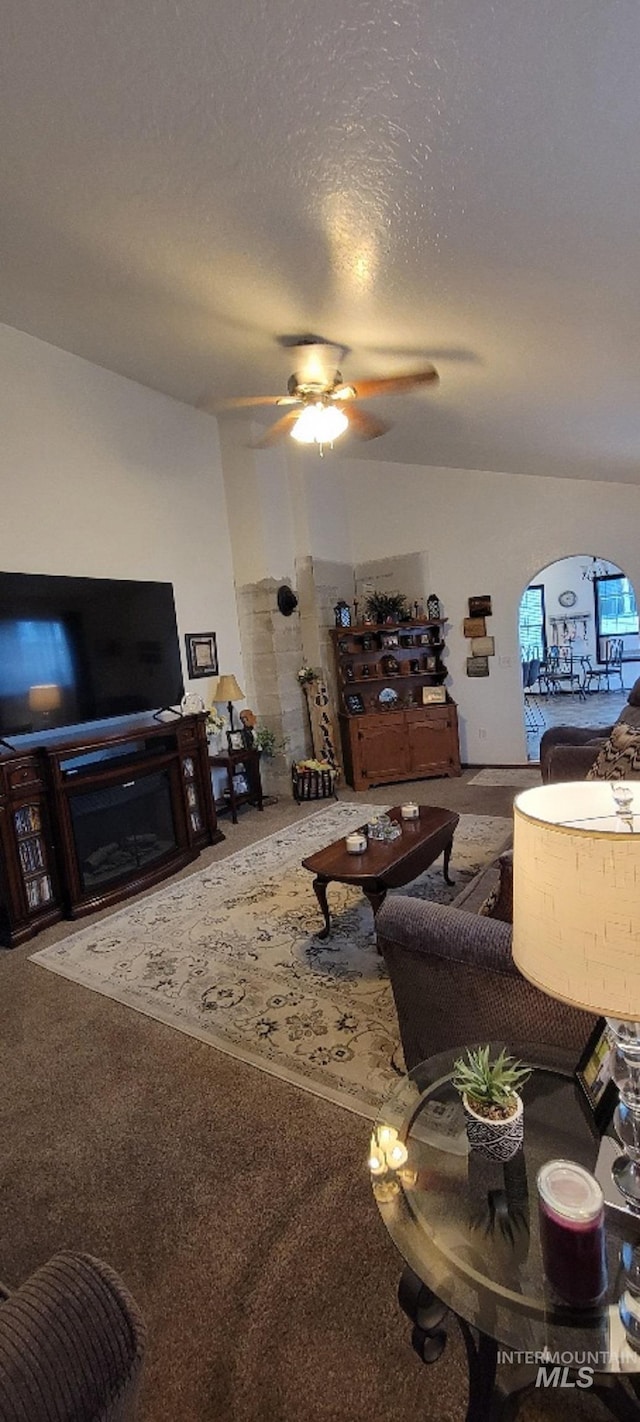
xmin=427 ymin=593 xmax=441 ymax=621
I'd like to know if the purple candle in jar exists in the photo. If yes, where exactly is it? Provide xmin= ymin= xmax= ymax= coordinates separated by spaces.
xmin=537 ymin=1160 xmax=607 ymax=1306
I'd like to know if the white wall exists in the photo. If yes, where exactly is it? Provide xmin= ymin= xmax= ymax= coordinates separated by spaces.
xmin=340 ymin=457 xmax=640 ymax=764
xmin=0 ymin=323 xmax=242 ymax=714
xmin=217 ymin=419 xmax=353 ymax=587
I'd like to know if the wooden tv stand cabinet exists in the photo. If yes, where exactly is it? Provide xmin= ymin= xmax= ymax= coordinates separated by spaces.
xmin=0 ymin=713 xmax=222 ymax=948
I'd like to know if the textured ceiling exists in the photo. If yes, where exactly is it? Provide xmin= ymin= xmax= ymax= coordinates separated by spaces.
xmin=2 ymin=0 xmax=640 ymax=479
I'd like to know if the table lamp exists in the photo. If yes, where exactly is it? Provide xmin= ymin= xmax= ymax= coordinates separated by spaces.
xmin=28 ymin=683 xmax=62 ymax=726
xmin=512 ymin=780 xmax=640 ymax=1207
xmin=213 ymin=674 xmax=244 ymax=733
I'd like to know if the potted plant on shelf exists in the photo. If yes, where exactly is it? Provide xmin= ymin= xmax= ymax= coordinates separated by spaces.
xmin=254 ymin=723 xmax=289 ymax=794
xmin=452 ymin=1046 xmax=531 ymax=1161
xmin=363 ymin=590 xmax=410 ymax=625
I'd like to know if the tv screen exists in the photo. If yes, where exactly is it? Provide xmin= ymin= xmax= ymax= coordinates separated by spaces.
xmin=0 ymin=572 xmax=184 ymax=736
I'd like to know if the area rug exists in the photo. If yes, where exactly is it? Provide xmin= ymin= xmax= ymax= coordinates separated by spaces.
xmin=31 ymin=803 xmax=511 ymax=1119
xmin=467 ymin=767 xmax=541 ymax=788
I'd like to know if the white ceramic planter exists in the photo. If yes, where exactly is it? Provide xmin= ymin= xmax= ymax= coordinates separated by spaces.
xmin=462 ymin=1092 xmax=524 ymax=1161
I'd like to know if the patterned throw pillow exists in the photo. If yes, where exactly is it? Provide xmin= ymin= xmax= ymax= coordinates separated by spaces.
xmin=586 ymin=722 xmax=640 ymax=780
xmin=478 ymin=851 xmax=513 ymax=923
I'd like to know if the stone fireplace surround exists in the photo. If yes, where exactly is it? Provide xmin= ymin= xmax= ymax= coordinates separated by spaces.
xmin=234 ymin=551 xmax=430 ymax=793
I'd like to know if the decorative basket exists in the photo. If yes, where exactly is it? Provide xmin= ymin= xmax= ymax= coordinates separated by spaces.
xmin=291 ymin=762 xmax=338 ymax=803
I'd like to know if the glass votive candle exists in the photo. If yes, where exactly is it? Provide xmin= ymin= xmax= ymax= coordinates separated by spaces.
xmin=401 ymin=802 xmax=420 ymax=820
xmin=537 ymin=1159 xmax=607 ymax=1306
xmin=345 ymin=831 xmax=367 ymax=854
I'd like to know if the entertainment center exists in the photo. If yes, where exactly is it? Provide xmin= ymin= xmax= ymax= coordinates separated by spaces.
xmin=0 ymin=713 xmax=221 ymax=947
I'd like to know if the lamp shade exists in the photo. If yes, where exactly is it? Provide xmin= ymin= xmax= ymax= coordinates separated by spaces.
xmin=213 ymin=674 xmax=244 ymax=703
xmin=512 ymin=782 xmax=640 ymax=1022
xmin=28 ymin=683 xmax=62 ymax=713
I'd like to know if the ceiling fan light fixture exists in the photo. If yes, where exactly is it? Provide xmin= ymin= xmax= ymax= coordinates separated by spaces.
xmin=290 ymin=402 xmax=349 ymax=447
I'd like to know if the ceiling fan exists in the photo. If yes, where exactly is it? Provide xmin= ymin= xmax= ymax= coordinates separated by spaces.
xmin=206 ymin=338 xmax=439 ymax=454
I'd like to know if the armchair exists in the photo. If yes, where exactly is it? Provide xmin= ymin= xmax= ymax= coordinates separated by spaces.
xmin=0 ymin=1251 xmax=146 ymax=1422
xmin=376 ymin=894 xmax=594 ymax=1073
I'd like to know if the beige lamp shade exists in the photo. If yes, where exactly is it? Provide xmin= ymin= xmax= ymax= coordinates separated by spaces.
xmin=513 ymin=781 xmax=640 ymax=1022
xmin=28 ymin=683 xmax=62 ymax=713
xmin=213 ymin=674 xmax=244 ymax=703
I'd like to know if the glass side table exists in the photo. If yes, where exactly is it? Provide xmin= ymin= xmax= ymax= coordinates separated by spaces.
xmin=371 ymin=1043 xmax=640 ymax=1421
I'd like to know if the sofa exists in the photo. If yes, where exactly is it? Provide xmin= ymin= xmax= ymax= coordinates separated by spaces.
xmin=376 ymin=850 xmax=595 ymax=1073
xmin=540 ymin=675 xmax=640 ymax=782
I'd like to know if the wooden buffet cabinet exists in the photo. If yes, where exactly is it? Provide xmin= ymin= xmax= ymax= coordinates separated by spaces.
xmin=331 ymin=619 xmax=461 ymax=791
xmin=0 ymin=713 xmax=222 ymax=947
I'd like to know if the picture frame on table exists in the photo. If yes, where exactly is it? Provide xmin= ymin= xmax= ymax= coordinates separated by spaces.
xmin=575 ymin=1018 xmax=618 ymax=1133
xmin=227 ymin=730 xmax=244 ymax=752
xmin=422 ymin=685 xmax=447 ymax=704
xmin=185 ymin=631 xmax=218 ymax=679
xmin=380 ymin=633 xmax=400 ymax=650
xmin=345 ymin=692 xmax=366 ymax=715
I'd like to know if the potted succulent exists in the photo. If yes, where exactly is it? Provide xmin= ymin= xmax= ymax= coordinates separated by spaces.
xmin=452 ymin=1046 xmax=531 ymax=1161
xmin=363 ymin=590 xmax=410 ymax=625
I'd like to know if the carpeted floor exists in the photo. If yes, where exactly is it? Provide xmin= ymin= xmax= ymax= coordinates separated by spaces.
xmin=0 ymin=773 xmax=608 ymax=1421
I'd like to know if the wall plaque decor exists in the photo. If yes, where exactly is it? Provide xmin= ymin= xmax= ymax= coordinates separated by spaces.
xmin=463 ymin=617 xmax=486 ymax=639
xmin=467 ymin=655 xmax=490 ymax=677
xmin=303 ymin=679 xmax=340 ymax=772
xmin=470 ymin=636 xmax=495 ymax=657
xmin=468 ymin=595 xmax=492 ymax=618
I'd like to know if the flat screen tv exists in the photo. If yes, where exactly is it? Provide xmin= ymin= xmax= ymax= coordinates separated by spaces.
xmin=0 ymin=572 xmax=184 ymax=737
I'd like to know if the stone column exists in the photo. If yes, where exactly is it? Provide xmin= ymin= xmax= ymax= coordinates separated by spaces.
xmin=235 ymin=577 xmax=308 ymax=794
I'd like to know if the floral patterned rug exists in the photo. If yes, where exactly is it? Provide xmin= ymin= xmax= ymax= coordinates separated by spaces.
xmin=31 ymin=803 xmax=511 ymax=1118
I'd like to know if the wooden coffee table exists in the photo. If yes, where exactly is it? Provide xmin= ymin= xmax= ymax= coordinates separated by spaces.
xmin=302 ymin=805 xmax=459 ymax=940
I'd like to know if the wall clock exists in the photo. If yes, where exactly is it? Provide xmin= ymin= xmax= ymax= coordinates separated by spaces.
xmin=558 ymin=590 xmax=577 ymax=608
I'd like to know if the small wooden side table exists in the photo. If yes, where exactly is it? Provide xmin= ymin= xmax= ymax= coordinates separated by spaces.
xmin=209 ymin=748 xmax=264 ymax=824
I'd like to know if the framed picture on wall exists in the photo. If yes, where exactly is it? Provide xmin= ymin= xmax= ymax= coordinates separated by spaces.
xmin=463 ymin=617 xmax=486 ymax=639
xmin=469 ymin=595 xmax=492 ymax=618
xmin=185 ymin=632 xmax=218 ymax=679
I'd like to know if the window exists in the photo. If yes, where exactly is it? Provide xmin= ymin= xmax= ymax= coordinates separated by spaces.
xmin=594 ymin=575 xmax=639 ymax=660
xmin=519 ymin=585 xmax=546 ymax=661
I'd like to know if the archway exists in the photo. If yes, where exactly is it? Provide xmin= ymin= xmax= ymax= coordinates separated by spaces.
xmin=518 ymin=555 xmax=639 ymax=762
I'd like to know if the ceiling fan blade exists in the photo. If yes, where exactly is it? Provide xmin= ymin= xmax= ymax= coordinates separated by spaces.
xmin=250 ymin=410 xmax=301 ymax=448
xmin=198 ymin=393 xmax=285 ymax=413
xmin=346 ymin=406 xmax=390 ymax=441
xmin=351 ymin=367 xmax=439 ymax=400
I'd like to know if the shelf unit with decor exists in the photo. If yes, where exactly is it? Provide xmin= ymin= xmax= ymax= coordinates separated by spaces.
xmin=330 ymin=619 xmax=461 ymax=791
xmin=0 ymin=758 xmax=61 ymax=945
